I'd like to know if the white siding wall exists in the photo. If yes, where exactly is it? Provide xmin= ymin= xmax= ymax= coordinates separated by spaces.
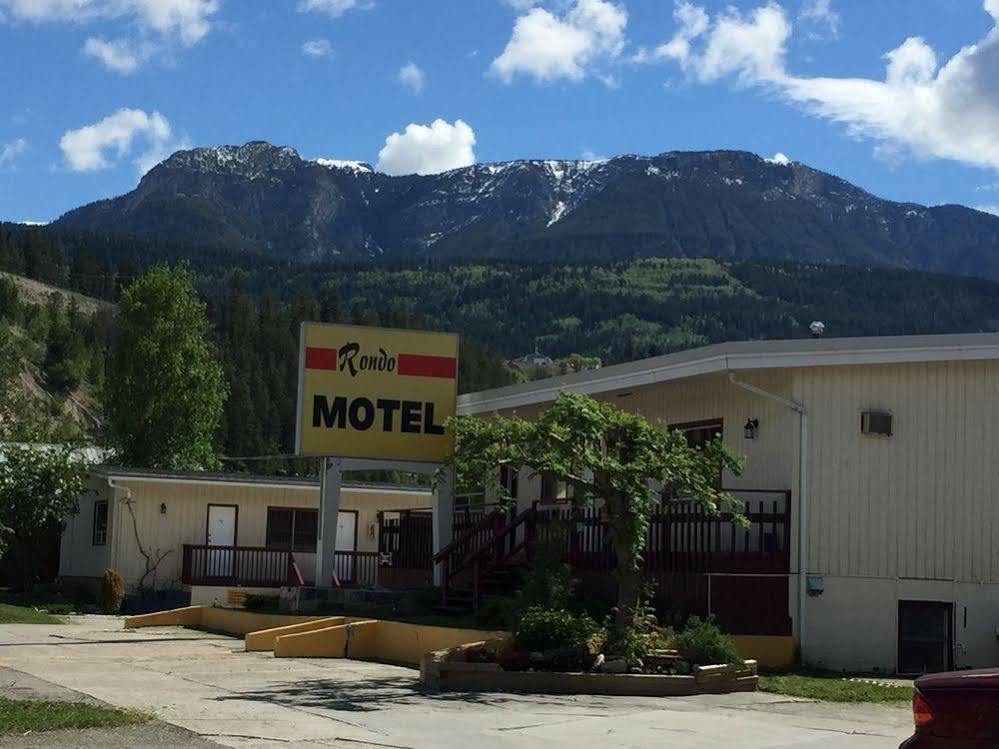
xmin=60 ymin=478 xmax=431 ymax=592
xmin=793 ymin=360 xmax=999 ymax=670
xmin=795 ymin=360 xmax=999 ymax=582
xmin=58 ymin=477 xmax=113 ymax=584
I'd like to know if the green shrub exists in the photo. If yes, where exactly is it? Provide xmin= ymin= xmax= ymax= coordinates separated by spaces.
xmin=602 ymin=583 xmax=672 ymax=665
xmin=96 ymin=569 xmax=124 ymax=614
xmin=243 ymin=594 xmax=280 ymax=613
xmin=604 ymin=624 xmax=672 ymax=665
xmin=517 ymin=526 xmax=575 ymax=611
xmin=474 ymin=595 xmax=519 ymax=627
xmin=513 ymin=606 xmax=600 ymax=652
xmin=674 ymin=616 xmax=743 ymax=666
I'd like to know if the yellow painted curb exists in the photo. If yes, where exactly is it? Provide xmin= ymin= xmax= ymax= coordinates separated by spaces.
xmin=245 ymin=617 xmax=347 ymax=652
xmin=274 ymin=620 xmax=380 ymax=658
xmin=730 ymin=635 xmax=796 ymax=670
xmin=271 ymin=619 xmax=509 ymax=665
xmin=124 ymin=606 xmax=206 ymax=629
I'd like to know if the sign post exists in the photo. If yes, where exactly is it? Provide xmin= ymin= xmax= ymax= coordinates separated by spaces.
xmin=295 ymin=323 xmax=459 ymax=587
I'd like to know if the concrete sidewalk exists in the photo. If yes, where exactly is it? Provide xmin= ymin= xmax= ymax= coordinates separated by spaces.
xmin=0 ymin=663 xmax=218 ymax=747
xmin=0 ymin=616 xmax=914 ymax=748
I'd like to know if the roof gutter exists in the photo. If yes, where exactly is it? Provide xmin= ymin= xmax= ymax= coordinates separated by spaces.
xmin=727 ymin=371 xmax=809 ymax=663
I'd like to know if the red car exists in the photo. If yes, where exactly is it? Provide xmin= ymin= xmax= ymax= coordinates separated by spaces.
xmin=900 ymin=668 xmax=999 ymax=747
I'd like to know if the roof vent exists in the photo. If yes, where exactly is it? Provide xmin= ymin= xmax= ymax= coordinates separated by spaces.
xmin=809 ymin=321 xmax=826 ymax=338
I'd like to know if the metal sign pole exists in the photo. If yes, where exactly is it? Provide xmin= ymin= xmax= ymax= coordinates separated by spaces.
xmin=316 ymin=456 xmax=343 ymax=587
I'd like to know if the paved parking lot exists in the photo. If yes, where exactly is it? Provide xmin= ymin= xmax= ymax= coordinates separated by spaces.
xmin=0 ymin=617 xmax=913 ymax=748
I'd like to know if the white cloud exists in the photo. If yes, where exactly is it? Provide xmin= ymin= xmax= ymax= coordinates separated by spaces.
xmin=302 ymin=39 xmax=333 ymax=57
xmin=83 ymin=36 xmax=144 ymax=74
xmin=398 ymin=62 xmax=425 ymax=94
xmin=655 ymin=1 xmax=999 ymax=173
xmin=799 ymin=0 xmax=839 ymax=39
xmin=634 ymin=1 xmax=708 ymax=64
xmin=297 ymin=0 xmax=371 ymax=18
xmin=766 ymin=151 xmax=791 ymax=165
xmin=1 ymin=0 xmax=218 ymax=41
xmin=1 ymin=0 xmax=219 ymax=71
xmin=490 ymin=0 xmax=627 ymax=84
xmin=60 ymin=108 xmax=182 ymax=175
xmin=376 ymin=118 xmax=476 ymax=176
xmin=975 ymin=204 xmax=999 ymax=216
xmin=0 ymin=137 xmax=27 ymax=166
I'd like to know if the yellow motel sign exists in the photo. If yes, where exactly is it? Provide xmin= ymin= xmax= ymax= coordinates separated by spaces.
xmin=295 ymin=323 xmax=459 ymax=462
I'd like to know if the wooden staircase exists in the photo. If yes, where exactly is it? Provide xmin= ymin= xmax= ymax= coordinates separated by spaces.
xmin=432 ymin=503 xmax=538 ymax=613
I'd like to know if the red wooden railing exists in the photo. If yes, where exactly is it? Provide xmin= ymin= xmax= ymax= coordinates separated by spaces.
xmin=434 ymin=489 xmax=791 ymax=609
xmin=535 ymin=491 xmax=791 ymax=575
xmin=182 ymin=544 xmax=303 ymax=588
xmin=331 ymin=550 xmax=380 ymax=588
xmin=432 ymin=508 xmax=510 ymax=604
xmin=378 ymin=509 xmax=433 ymax=570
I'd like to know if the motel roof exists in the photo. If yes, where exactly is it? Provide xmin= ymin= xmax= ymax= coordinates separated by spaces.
xmin=457 ymin=332 xmax=999 ymax=415
xmin=91 ymin=465 xmax=431 ymax=494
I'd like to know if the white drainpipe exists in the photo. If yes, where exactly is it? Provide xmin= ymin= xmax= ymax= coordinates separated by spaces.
xmin=727 ymin=371 xmax=809 ymax=662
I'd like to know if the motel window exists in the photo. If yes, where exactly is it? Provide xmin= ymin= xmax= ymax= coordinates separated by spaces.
xmin=676 ymin=420 xmax=724 ymax=449
xmin=454 ymin=493 xmax=485 ymax=511
xmin=92 ymin=500 xmax=108 ymax=546
xmin=266 ymin=508 xmax=319 ymax=553
xmin=670 ymin=420 xmax=724 ymax=490
xmin=540 ymin=472 xmax=567 ymax=502
xmin=500 ymin=465 xmax=519 ymax=500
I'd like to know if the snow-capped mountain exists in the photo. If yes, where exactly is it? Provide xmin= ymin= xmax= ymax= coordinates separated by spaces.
xmin=54 ymin=141 xmax=999 ymax=279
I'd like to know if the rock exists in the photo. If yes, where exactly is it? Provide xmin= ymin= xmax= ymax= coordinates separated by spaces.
xmin=674 ymin=659 xmax=692 ymax=675
xmin=603 ymin=658 xmax=628 ymax=674
xmin=529 ymin=651 xmax=545 ymax=664
xmin=628 ymin=667 xmax=644 ymax=674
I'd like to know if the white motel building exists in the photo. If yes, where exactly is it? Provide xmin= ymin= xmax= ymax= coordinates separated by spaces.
xmin=452 ymin=332 xmax=999 ymax=674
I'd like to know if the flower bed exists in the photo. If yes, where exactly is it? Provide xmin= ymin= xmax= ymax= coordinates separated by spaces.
xmin=420 ymin=639 xmax=758 ymax=696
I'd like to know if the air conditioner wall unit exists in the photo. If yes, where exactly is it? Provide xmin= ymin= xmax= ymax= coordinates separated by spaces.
xmin=861 ymin=410 xmax=892 ymax=437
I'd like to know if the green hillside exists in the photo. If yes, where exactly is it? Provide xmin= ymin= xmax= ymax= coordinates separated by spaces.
xmin=4 ymin=223 xmax=999 ymax=469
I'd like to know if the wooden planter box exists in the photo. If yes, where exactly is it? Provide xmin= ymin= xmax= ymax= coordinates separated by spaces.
xmin=420 ymin=640 xmax=757 ymax=696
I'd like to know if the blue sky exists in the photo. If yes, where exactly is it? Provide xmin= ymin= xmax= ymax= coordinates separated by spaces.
xmin=3 ymin=0 xmax=999 ymax=223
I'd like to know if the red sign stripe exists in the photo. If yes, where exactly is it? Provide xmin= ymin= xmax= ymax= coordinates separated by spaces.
xmin=305 ymin=347 xmax=339 ymax=371
xmin=398 ymin=353 xmax=457 ymax=379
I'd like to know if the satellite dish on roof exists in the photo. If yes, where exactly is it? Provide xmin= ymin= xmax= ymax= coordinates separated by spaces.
xmin=809 ymin=321 xmax=826 ymax=338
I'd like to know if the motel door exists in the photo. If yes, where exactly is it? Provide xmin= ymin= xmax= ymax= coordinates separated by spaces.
xmin=333 ymin=511 xmax=357 ymax=583
xmin=898 ymin=601 xmax=953 ymax=674
xmin=206 ymin=505 xmax=237 ymax=578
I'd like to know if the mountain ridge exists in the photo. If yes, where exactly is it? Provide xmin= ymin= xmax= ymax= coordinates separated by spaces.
xmin=54 ymin=142 xmax=999 ymax=279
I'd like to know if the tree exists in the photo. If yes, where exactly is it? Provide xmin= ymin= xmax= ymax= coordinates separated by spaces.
xmin=0 ymin=327 xmax=25 ymax=439
xmin=0 ymin=444 xmax=87 ymax=589
xmin=445 ymin=392 xmax=746 ymax=630
xmin=43 ymin=314 xmax=86 ymax=394
xmin=106 ymin=265 xmax=228 ymax=469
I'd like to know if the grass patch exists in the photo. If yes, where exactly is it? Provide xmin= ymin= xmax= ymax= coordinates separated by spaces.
xmin=0 ymin=698 xmax=150 ymax=734
xmin=0 ymin=603 xmax=64 ymax=625
xmin=0 ymin=587 xmax=90 ymax=618
xmin=759 ymin=673 xmax=914 ymax=704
